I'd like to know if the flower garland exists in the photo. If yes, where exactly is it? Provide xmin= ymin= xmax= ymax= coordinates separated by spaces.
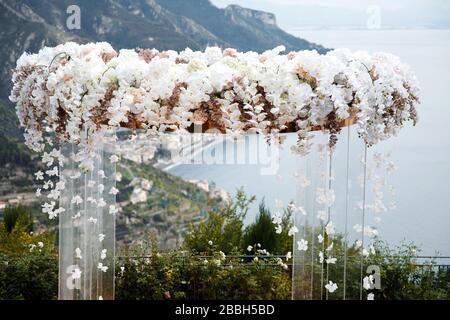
xmin=10 ymin=42 xmax=419 ymax=158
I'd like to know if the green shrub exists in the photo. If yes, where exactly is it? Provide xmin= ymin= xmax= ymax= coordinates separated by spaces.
xmin=0 ymin=250 xmax=58 ymax=300
xmin=3 ymin=205 xmax=33 ymax=234
xmin=115 ymin=235 xmax=291 ymax=300
xmin=366 ymin=241 xmax=450 ymax=300
xmin=0 ymin=206 xmax=58 ymax=300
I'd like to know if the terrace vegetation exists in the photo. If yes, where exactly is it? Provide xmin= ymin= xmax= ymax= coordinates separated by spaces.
xmin=1 ymin=191 xmax=449 ymax=300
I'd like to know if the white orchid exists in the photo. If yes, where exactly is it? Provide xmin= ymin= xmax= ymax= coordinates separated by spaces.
xmin=109 ymin=187 xmax=119 ymax=195
xmin=326 ymin=257 xmax=337 ymax=264
xmin=34 ymin=171 xmax=44 ymax=180
xmin=109 ymin=205 xmax=118 ymax=215
xmin=45 ymin=166 xmax=58 ymax=177
xmin=297 ymin=239 xmax=308 ymax=251
xmin=75 ymin=248 xmax=82 ymax=259
xmin=72 ymin=267 xmax=82 ymax=279
xmin=325 ymin=281 xmax=338 ymax=293
xmin=288 ymin=226 xmax=298 ymax=236
xmin=42 ymin=201 xmax=56 ymax=215
xmin=47 ymin=188 xmax=60 ymax=200
xmin=363 ymin=275 xmax=374 ymax=290
xmin=55 ymin=181 xmax=65 ymax=191
xmin=43 ymin=180 xmax=53 ymax=190
xmin=72 ymin=212 xmax=81 ymax=220
xmin=353 ymin=224 xmax=378 ymax=238
xmin=298 ymin=206 xmax=307 ymax=216
xmin=275 ymin=224 xmax=283 ymax=234
xmin=272 ymin=212 xmax=282 ymax=225
xmin=49 ymin=206 xmax=65 ymax=219
xmin=97 ymin=263 xmax=108 ymax=272
xmin=109 ymin=154 xmax=119 ymax=163
xmin=326 ymin=242 xmax=334 ymax=252
xmin=97 ymin=198 xmax=106 ymax=208
xmin=71 ymin=195 xmax=83 ymax=205
xmin=87 ymin=196 xmax=97 ymax=204
xmin=325 ymin=221 xmax=335 ymax=236
xmin=42 ymin=152 xmax=54 ymax=167
xmin=88 ymin=217 xmax=97 ymax=224
xmin=317 ymin=234 xmax=324 ymax=244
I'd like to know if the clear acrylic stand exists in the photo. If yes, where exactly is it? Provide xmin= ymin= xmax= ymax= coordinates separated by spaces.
xmin=292 ymin=126 xmax=367 ymax=300
xmin=58 ymin=133 xmax=116 ymax=300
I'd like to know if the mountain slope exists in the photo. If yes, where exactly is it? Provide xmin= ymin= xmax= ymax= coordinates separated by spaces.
xmin=155 ymin=0 xmax=325 ymax=53
xmin=0 ymin=0 xmax=227 ymax=103
xmin=0 ymin=0 xmax=325 ymax=106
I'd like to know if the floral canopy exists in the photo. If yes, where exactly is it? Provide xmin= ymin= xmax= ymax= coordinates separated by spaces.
xmin=9 ymin=42 xmax=420 ymax=300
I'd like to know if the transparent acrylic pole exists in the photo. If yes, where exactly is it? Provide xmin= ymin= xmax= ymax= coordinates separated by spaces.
xmin=59 ymin=133 xmax=116 ymax=300
xmin=292 ymin=126 xmax=367 ymax=300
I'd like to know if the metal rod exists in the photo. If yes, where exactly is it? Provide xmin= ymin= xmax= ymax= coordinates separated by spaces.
xmin=359 ymin=145 xmax=368 ymax=300
xmin=343 ymin=125 xmax=351 ymax=300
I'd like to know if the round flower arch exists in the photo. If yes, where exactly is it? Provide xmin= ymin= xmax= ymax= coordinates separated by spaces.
xmin=10 ymin=42 xmax=420 ymax=300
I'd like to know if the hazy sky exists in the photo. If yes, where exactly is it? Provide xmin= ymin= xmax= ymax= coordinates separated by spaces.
xmin=211 ymin=0 xmax=450 ymax=30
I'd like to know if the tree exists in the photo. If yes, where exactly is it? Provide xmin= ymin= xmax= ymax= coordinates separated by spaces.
xmin=243 ymin=201 xmax=293 ymax=255
xmin=3 ymin=205 xmax=33 ymax=234
xmin=183 ymin=189 xmax=255 ymax=254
